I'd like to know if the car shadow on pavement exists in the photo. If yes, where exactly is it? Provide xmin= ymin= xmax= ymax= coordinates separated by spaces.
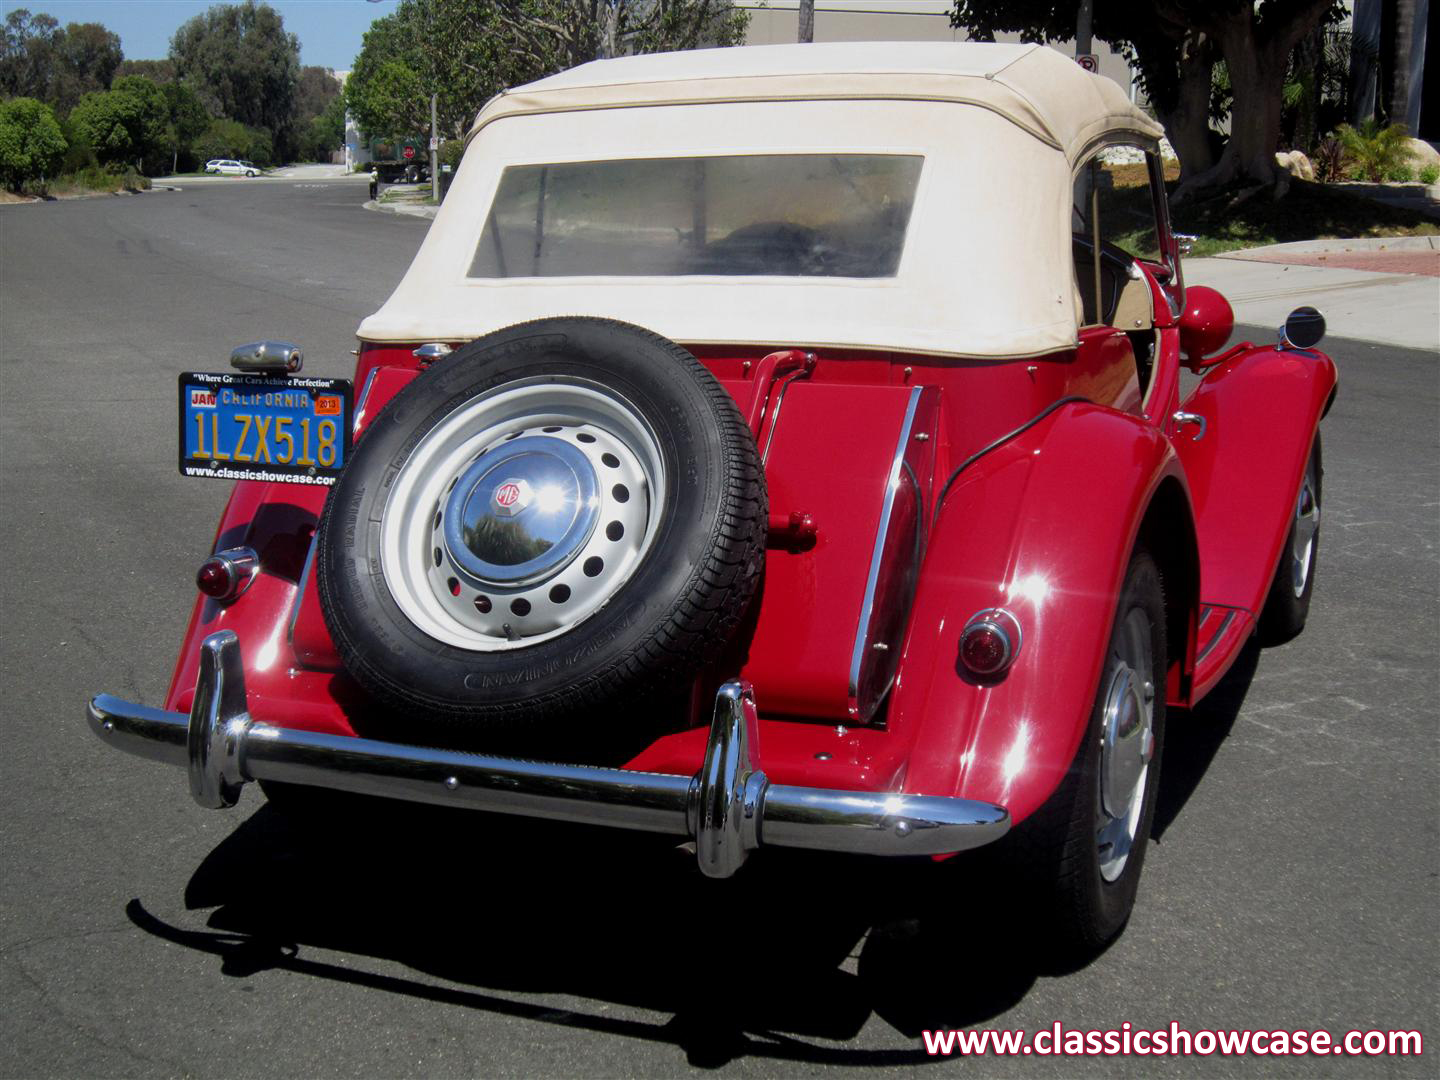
xmin=123 ymin=649 xmax=1262 ymax=1068
xmin=123 ymin=794 xmax=1093 ymax=1066
xmin=1152 ymin=638 xmax=1260 ymax=840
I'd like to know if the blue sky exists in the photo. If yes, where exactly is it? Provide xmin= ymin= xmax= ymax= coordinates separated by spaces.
xmin=1 ymin=0 xmax=399 ymax=69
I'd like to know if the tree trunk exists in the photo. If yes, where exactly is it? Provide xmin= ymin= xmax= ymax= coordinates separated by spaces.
xmin=798 ymin=0 xmax=814 ymax=44
xmin=1175 ymin=35 xmax=1289 ymax=198
xmin=597 ymin=1 xmax=620 ymax=59
xmin=1168 ymin=0 xmax=1335 ymax=200
xmin=1156 ymin=30 xmax=1216 ymax=181
xmin=1383 ymin=0 xmax=1416 ymax=127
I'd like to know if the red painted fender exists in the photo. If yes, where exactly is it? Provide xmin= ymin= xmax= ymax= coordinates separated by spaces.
xmin=1172 ymin=345 xmax=1337 ymax=616
xmin=889 ymin=402 xmax=1194 ymax=825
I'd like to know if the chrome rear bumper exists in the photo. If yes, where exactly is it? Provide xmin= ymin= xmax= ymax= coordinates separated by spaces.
xmin=88 ymin=631 xmax=1009 ymax=878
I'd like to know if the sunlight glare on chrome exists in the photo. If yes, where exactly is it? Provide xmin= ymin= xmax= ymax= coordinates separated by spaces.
xmin=533 ymin=484 xmax=568 ymax=514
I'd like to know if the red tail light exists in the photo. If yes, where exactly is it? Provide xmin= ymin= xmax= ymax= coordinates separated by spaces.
xmin=959 ymin=608 xmax=1022 ymax=678
xmin=196 ymin=547 xmax=259 ymax=602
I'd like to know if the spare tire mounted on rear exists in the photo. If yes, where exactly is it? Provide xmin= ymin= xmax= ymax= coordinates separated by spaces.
xmin=317 ymin=317 xmax=767 ymax=729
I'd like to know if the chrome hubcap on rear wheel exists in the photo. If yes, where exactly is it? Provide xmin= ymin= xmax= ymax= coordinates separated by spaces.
xmin=1097 ymin=608 xmax=1155 ymax=883
xmin=381 ymin=378 xmax=664 ymax=651
xmin=1290 ymin=457 xmax=1320 ymax=597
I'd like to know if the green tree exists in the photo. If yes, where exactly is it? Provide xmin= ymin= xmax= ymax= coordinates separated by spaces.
xmin=345 ymin=1 xmax=747 ymax=142
xmin=1 ymin=12 xmax=124 ymax=110
xmin=53 ymin=21 xmax=123 ymax=111
xmin=169 ymin=1 xmax=299 ymax=158
xmin=70 ymin=76 xmax=167 ymax=170
xmin=0 ymin=9 xmax=62 ymax=101
xmin=294 ymin=64 xmax=341 ymax=124
xmin=115 ymin=58 xmax=176 ymax=84
xmin=164 ymin=80 xmax=213 ymax=173
xmin=950 ymin=1 xmax=1345 ymax=196
xmin=0 ymin=95 xmax=67 ymax=190
xmin=192 ymin=116 xmax=273 ymax=165
xmin=299 ymin=92 xmax=346 ymax=162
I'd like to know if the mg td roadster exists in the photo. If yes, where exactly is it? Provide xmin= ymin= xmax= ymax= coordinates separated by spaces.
xmin=92 ymin=43 xmax=1335 ymax=951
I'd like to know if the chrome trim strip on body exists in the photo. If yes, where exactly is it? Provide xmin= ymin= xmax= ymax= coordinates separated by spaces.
xmin=284 ymin=536 xmax=317 ymax=648
xmin=758 ymin=360 xmax=814 ymax=465
xmin=1195 ymin=608 xmax=1237 ymax=664
xmin=88 ymin=631 xmax=1010 ymax=877
xmin=847 ymin=386 xmax=923 ymax=705
xmin=350 ymin=367 xmax=382 ymax=436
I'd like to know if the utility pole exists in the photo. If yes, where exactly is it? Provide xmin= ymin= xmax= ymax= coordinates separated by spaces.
xmin=1075 ymin=0 xmax=1093 ymax=56
xmin=430 ymin=92 xmax=439 ymax=203
xmin=798 ymin=0 xmax=814 ymax=43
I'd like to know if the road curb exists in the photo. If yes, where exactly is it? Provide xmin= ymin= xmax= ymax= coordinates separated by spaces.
xmin=1220 ymin=236 xmax=1440 ymax=259
xmin=363 ymin=198 xmax=438 ymax=221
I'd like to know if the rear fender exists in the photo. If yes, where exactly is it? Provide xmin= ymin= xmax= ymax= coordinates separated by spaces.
xmin=890 ymin=403 xmax=1193 ymax=825
xmin=163 ymin=479 xmax=326 ymax=713
xmin=163 ymin=357 xmax=421 ymax=734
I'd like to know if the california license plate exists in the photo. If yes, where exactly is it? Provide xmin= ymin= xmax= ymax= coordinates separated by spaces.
xmin=179 ymin=372 xmax=353 ymax=485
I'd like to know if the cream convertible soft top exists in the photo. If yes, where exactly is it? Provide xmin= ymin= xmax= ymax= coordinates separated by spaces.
xmin=358 ymin=42 xmax=1164 ymax=359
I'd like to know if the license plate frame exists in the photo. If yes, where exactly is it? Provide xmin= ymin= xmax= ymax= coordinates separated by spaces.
xmin=178 ymin=371 xmax=354 ymax=486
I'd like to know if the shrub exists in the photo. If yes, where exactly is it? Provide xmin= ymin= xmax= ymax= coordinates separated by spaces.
xmin=1335 ymin=120 xmax=1414 ymax=182
xmin=1312 ymin=136 xmax=1346 ymax=183
xmin=191 ymin=119 xmax=275 ymax=167
xmin=0 ymin=97 xmax=68 ymax=191
xmin=1382 ymin=163 xmax=1415 ymax=182
xmin=68 ymin=78 xmax=169 ymax=172
xmin=1420 ymin=164 xmax=1440 ymax=186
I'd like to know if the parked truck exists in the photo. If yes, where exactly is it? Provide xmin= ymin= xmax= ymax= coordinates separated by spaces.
xmin=370 ymin=137 xmax=429 ymax=184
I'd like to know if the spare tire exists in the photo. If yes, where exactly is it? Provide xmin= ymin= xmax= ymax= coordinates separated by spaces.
xmin=316 ymin=317 xmax=766 ymax=732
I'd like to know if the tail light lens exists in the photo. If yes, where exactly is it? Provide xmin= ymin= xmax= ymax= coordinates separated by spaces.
xmin=196 ymin=547 xmax=259 ymax=602
xmin=959 ymin=608 xmax=1022 ymax=678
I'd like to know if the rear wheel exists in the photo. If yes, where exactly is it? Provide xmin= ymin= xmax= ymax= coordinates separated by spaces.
xmin=1258 ymin=433 xmax=1322 ymax=645
xmin=1001 ymin=548 xmax=1167 ymax=955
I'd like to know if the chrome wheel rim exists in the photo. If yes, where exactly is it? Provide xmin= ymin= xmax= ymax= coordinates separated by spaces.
xmin=1290 ymin=455 xmax=1320 ymax=597
xmin=380 ymin=377 xmax=664 ymax=651
xmin=1097 ymin=607 xmax=1155 ymax=883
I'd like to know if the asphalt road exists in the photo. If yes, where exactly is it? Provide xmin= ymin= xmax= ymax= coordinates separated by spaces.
xmin=1 ymin=181 xmax=1436 ymax=1078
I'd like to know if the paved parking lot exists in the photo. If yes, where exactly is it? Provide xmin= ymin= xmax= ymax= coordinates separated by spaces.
xmin=1 ymin=181 xmax=1435 ymax=1077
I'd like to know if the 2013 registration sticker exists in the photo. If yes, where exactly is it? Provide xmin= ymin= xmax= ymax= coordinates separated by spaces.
xmin=178 ymin=371 xmax=353 ymax=484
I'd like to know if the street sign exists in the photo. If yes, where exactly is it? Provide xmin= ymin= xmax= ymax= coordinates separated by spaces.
xmin=1076 ymin=54 xmax=1099 ymax=72
xmin=402 ymin=145 xmax=416 ymax=160
xmin=429 ymin=137 xmax=438 ymax=151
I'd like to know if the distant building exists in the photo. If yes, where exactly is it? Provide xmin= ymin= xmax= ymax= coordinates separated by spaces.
xmin=734 ymin=1 xmax=1141 ymax=99
xmin=334 ymin=70 xmax=372 ymax=172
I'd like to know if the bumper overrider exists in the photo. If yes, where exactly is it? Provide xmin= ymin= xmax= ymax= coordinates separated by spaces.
xmin=87 ymin=631 xmax=1009 ymax=878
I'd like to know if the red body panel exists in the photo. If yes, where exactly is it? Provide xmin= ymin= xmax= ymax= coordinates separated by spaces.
xmin=739 ymin=382 xmax=917 ymax=719
xmin=887 ymin=404 xmax=1188 ymax=824
xmin=1176 ymin=346 xmax=1337 ymax=613
xmin=161 ymin=314 xmax=1329 ymax=824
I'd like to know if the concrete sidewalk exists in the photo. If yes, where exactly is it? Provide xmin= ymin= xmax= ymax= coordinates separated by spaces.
xmin=1187 ymin=237 xmax=1439 ymax=352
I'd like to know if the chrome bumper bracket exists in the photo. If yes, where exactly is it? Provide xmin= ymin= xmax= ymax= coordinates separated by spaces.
xmin=89 ymin=631 xmax=1009 ymax=878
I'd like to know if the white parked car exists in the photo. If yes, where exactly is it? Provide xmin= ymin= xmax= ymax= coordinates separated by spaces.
xmin=204 ymin=159 xmax=259 ymax=177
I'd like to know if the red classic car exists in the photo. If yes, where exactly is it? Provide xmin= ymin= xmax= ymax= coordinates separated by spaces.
xmin=90 ymin=42 xmax=1335 ymax=952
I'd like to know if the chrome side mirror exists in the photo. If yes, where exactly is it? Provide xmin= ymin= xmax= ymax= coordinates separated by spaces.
xmin=1278 ymin=306 xmax=1326 ymax=351
xmin=1173 ymin=232 xmax=1198 ymax=256
xmin=230 ymin=341 xmax=303 ymax=374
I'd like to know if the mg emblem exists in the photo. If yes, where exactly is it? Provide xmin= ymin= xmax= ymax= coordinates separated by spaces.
xmin=491 ymin=478 xmax=531 ymax=516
